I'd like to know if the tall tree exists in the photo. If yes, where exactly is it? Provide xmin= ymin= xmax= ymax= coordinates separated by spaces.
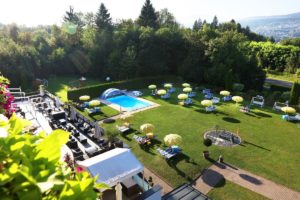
xmin=138 ymin=0 xmax=158 ymax=28
xmin=63 ymin=6 xmax=81 ymax=25
xmin=193 ymin=18 xmax=202 ymax=31
xmin=95 ymin=3 xmax=112 ymax=30
xmin=211 ymin=15 xmax=218 ymax=28
xmin=157 ymin=8 xmax=178 ymax=28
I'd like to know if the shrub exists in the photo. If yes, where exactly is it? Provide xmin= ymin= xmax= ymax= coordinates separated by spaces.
xmin=232 ymin=83 xmax=245 ymax=92
xmin=0 ymin=114 xmax=109 ymax=199
xmin=296 ymin=68 xmax=300 ymax=78
xmin=203 ymin=138 xmax=212 ymax=147
xmin=67 ymin=75 xmax=181 ymax=101
xmin=281 ymin=91 xmax=291 ymax=102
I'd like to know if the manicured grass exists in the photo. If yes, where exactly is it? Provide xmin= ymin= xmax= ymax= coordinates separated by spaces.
xmin=267 ymin=72 xmax=299 ymax=83
xmin=47 ymin=76 xmax=102 ymax=102
xmin=102 ymin=88 xmax=300 ymax=192
xmin=208 ymin=180 xmax=269 ymax=200
xmin=75 ymin=104 xmax=119 ymax=121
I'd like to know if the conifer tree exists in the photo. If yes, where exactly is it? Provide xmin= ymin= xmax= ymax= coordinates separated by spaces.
xmin=95 ymin=3 xmax=112 ymax=30
xmin=193 ymin=18 xmax=202 ymax=31
xmin=138 ymin=0 xmax=158 ymax=28
xmin=211 ymin=15 xmax=218 ymax=28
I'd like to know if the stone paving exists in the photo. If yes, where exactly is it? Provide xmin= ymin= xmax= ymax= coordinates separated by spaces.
xmin=193 ymin=162 xmax=300 ymax=200
xmin=143 ymin=167 xmax=173 ymax=195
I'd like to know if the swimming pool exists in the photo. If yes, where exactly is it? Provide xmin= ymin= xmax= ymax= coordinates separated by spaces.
xmin=106 ymin=95 xmax=152 ymax=111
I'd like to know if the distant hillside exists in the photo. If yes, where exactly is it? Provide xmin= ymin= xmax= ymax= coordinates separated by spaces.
xmin=238 ymin=12 xmax=300 ymax=41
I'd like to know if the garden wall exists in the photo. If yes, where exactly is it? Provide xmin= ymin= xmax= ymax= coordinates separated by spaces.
xmin=67 ymin=76 xmax=182 ymax=101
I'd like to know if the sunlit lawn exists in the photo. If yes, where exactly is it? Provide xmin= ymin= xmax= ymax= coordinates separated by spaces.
xmin=47 ymin=76 xmax=102 ymax=102
xmin=75 ymin=105 xmax=119 ymax=121
xmin=103 ymin=88 xmax=300 ymax=192
xmin=208 ymin=180 xmax=269 ymax=200
xmin=267 ymin=72 xmax=300 ymax=83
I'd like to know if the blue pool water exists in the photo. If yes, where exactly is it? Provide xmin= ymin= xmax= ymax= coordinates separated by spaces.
xmin=106 ymin=95 xmax=151 ymax=111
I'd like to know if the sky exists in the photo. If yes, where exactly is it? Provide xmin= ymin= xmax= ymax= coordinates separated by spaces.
xmin=0 ymin=0 xmax=299 ymax=27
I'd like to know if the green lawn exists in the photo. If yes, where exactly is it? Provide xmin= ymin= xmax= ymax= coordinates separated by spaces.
xmin=267 ymin=72 xmax=300 ymax=83
xmin=102 ymin=88 xmax=300 ymax=192
xmin=75 ymin=104 xmax=119 ymax=121
xmin=208 ymin=180 xmax=269 ymax=200
xmin=47 ymin=76 xmax=102 ymax=102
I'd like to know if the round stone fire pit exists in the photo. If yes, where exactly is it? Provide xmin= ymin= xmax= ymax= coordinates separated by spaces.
xmin=204 ymin=130 xmax=241 ymax=147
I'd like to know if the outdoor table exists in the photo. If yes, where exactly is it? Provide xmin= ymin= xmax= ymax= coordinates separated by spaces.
xmin=121 ymin=178 xmax=140 ymax=196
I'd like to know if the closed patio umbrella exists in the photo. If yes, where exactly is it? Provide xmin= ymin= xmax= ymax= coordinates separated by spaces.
xmin=177 ymin=93 xmax=188 ymax=100
xmin=220 ymin=90 xmax=230 ymax=96
xmin=146 ymin=132 xmax=154 ymax=139
xmin=55 ymin=97 xmax=61 ymax=108
xmin=201 ymin=100 xmax=213 ymax=107
xmin=232 ymin=96 xmax=243 ymax=104
xmin=140 ymin=123 xmax=155 ymax=134
xmin=157 ymin=89 xmax=167 ymax=96
xmin=164 ymin=83 xmax=172 ymax=89
xmin=70 ymin=107 xmax=77 ymax=121
xmin=182 ymin=83 xmax=190 ymax=88
xmin=94 ymin=122 xmax=103 ymax=139
xmin=89 ymin=100 xmax=100 ymax=107
xmin=79 ymin=95 xmax=90 ymax=101
xmin=281 ymin=106 xmax=296 ymax=114
xmin=183 ymin=87 xmax=192 ymax=93
xmin=148 ymin=85 xmax=157 ymax=95
xmin=164 ymin=134 xmax=182 ymax=147
xmin=148 ymin=85 xmax=157 ymax=89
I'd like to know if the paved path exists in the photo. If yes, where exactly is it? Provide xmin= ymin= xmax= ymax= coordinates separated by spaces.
xmin=194 ymin=162 xmax=300 ymax=200
xmin=265 ymin=78 xmax=292 ymax=88
xmin=143 ymin=167 xmax=173 ymax=195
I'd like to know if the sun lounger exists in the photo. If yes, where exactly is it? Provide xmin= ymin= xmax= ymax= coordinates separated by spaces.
xmin=223 ymin=95 xmax=232 ymax=102
xmin=184 ymin=98 xmax=193 ymax=105
xmin=85 ymin=107 xmax=101 ymax=115
xmin=157 ymin=148 xmax=179 ymax=159
xmin=188 ymin=92 xmax=196 ymax=98
xmin=168 ymin=88 xmax=176 ymax=93
xmin=205 ymin=105 xmax=216 ymax=112
xmin=161 ymin=93 xmax=170 ymax=99
xmin=282 ymin=114 xmax=300 ymax=121
xmin=204 ymin=93 xmax=213 ymax=99
xmin=212 ymin=97 xmax=220 ymax=104
xmin=133 ymin=135 xmax=151 ymax=145
xmin=131 ymin=91 xmax=143 ymax=97
xmin=116 ymin=125 xmax=130 ymax=134
xmin=202 ymin=89 xmax=211 ymax=95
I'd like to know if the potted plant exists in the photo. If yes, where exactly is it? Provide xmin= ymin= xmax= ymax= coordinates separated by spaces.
xmin=203 ymin=138 xmax=212 ymax=159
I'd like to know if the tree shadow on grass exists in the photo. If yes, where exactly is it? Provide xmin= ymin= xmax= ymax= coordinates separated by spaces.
xmin=166 ymin=153 xmax=197 ymax=182
xmin=239 ymin=174 xmax=262 ymax=185
xmin=252 ymin=111 xmax=272 ymax=118
xmin=222 ymin=117 xmax=241 ymax=123
xmin=245 ymin=112 xmax=257 ymax=117
xmin=213 ymin=110 xmax=229 ymax=116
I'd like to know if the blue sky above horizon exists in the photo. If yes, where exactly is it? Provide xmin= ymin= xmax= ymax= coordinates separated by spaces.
xmin=0 ymin=0 xmax=299 ymax=27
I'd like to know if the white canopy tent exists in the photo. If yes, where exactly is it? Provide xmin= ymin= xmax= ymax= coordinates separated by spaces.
xmin=77 ymin=148 xmax=144 ymax=187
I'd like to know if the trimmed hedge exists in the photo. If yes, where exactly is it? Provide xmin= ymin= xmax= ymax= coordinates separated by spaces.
xmin=67 ymin=76 xmax=182 ymax=101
